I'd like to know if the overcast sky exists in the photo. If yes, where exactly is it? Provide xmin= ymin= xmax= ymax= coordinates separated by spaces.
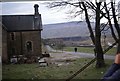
xmin=1 ymin=1 xmax=81 ymax=25
xmin=1 ymin=0 xmax=120 ymax=25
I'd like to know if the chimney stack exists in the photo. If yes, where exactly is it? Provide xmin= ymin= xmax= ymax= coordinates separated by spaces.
xmin=33 ymin=4 xmax=42 ymax=30
xmin=34 ymin=4 xmax=39 ymax=14
xmin=33 ymin=4 xmax=43 ymax=57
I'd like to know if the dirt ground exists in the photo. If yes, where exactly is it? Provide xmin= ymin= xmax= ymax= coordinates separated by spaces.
xmin=41 ymin=52 xmax=81 ymax=66
xmin=49 ymin=52 xmax=81 ymax=60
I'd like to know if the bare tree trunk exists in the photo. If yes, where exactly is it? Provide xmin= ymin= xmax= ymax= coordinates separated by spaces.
xmin=104 ymin=2 xmax=118 ymax=42
xmin=81 ymin=2 xmax=105 ymax=67
xmin=111 ymin=2 xmax=120 ymax=53
xmin=81 ymin=2 xmax=95 ymax=45
xmin=95 ymin=2 xmax=105 ymax=68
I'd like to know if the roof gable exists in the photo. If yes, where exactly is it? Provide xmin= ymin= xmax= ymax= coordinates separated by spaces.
xmin=2 ymin=15 xmax=42 ymax=31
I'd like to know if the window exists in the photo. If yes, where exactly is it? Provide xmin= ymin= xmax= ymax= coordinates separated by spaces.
xmin=10 ymin=32 xmax=15 ymax=40
xmin=26 ymin=41 xmax=32 ymax=52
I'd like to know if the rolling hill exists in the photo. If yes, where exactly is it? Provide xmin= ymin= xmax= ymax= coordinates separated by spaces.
xmin=41 ymin=21 xmax=95 ymax=39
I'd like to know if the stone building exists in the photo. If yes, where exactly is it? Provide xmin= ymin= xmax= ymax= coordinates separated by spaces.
xmin=2 ymin=4 xmax=43 ymax=63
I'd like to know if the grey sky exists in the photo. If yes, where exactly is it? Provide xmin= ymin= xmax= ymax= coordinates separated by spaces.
xmin=1 ymin=1 xmax=80 ymax=25
xmin=1 ymin=0 xmax=120 ymax=24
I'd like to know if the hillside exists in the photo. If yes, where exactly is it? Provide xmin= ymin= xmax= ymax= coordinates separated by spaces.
xmin=41 ymin=21 xmax=95 ymax=39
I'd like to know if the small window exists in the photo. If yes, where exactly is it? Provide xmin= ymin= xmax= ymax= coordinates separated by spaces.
xmin=10 ymin=32 xmax=15 ymax=40
xmin=26 ymin=41 xmax=32 ymax=52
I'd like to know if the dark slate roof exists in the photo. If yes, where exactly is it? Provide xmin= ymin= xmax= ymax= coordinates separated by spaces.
xmin=2 ymin=15 xmax=42 ymax=32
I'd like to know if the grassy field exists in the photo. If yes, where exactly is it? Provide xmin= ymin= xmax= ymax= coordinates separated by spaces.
xmin=2 ymin=58 xmax=114 ymax=79
xmin=63 ymin=47 xmax=116 ymax=55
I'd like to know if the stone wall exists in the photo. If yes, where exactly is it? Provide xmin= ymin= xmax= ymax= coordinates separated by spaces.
xmin=7 ymin=31 xmax=42 ymax=58
xmin=22 ymin=31 xmax=42 ymax=56
xmin=2 ymin=27 xmax=8 ymax=63
xmin=7 ymin=32 xmax=22 ymax=56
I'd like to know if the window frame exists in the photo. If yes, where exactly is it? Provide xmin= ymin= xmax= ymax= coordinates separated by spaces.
xmin=10 ymin=32 xmax=15 ymax=40
xmin=26 ymin=41 xmax=33 ymax=52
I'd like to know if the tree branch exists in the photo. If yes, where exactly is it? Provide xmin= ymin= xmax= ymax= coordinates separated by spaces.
xmin=104 ymin=2 xmax=118 ymax=41
xmin=81 ymin=2 xmax=95 ymax=45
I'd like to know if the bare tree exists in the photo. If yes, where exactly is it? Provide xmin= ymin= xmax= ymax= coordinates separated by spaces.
xmin=111 ymin=1 xmax=120 ymax=53
xmin=46 ymin=0 xmax=120 ymax=68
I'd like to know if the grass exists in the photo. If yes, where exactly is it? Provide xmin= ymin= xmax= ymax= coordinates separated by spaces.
xmin=64 ymin=47 xmax=94 ymax=53
xmin=63 ymin=47 xmax=116 ymax=55
xmin=2 ymin=58 xmax=114 ymax=79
